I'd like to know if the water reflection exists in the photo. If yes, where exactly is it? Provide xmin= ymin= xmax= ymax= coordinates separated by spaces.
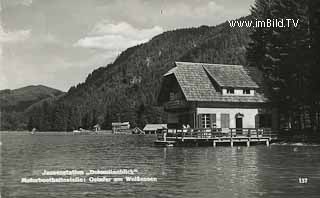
xmin=1 ymin=132 xmax=320 ymax=198
xmin=255 ymin=146 xmax=320 ymax=198
xmin=155 ymin=146 xmax=262 ymax=197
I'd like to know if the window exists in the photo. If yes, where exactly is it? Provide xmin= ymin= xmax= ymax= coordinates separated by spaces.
xmin=226 ymin=88 xmax=234 ymax=94
xmin=169 ymin=92 xmax=175 ymax=100
xmin=243 ymin=89 xmax=250 ymax=94
xmin=221 ymin=113 xmax=230 ymax=128
xmin=201 ymin=114 xmax=211 ymax=128
xmin=198 ymin=114 xmax=216 ymax=128
xmin=169 ymin=91 xmax=182 ymax=100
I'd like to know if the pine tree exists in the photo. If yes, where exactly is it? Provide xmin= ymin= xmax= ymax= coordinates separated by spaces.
xmin=247 ymin=0 xmax=273 ymax=71
xmin=309 ymin=0 xmax=320 ymax=131
xmin=247 ymin=0 xmax=315 ymax=131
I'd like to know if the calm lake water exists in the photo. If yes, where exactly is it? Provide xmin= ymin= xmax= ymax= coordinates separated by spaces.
xmin=1 ymin=132 xmax=320 ymax=198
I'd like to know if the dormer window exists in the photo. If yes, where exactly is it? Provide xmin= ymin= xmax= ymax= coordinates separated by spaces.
xmin=222 ymin=88 xmax=254 ymax=96
xmin=226 ymin=88 xmax=234 ymax=94
xmin=243 ymin=89 xmax=250 ymax=94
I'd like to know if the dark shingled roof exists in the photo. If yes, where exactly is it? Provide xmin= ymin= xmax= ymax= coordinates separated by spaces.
xmin=203 ymin=64 xmax=259 ymax=88
xmin=164 ymin=62 xmax=269 ymax=103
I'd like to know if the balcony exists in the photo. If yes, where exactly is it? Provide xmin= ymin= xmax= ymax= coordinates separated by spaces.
xmin=163 ymin=100 xmax=188 ymax=111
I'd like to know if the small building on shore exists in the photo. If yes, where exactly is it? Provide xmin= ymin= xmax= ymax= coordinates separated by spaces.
xmin=143 ymin=124 xmax=168 ymax=134
xmin=158 ymin=62 xmax=278 ymax=130
xmin=93 ymin=124 xmax=101 ymax=132
xmin=112 ymin=122 xmax=130 ymax=133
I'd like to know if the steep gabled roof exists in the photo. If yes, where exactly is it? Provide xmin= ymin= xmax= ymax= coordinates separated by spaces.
xmin=203 ymin=64 xmax=259 ymax=88
xmin=162 ymin=62 xmax=269 ymax=103
xmin=173 ymin=62 xmax=218 ymax=101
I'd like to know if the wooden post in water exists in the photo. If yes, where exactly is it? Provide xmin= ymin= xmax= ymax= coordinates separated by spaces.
xmin=246 ymin=140 xmax=250 ymax=147
xmin=266 ymin=139 xmax=270 ymax=146
xmin=163 ymin=131 xmax=167 ymax=142
xmin=213 ymin=140 xmax=216 ymax=147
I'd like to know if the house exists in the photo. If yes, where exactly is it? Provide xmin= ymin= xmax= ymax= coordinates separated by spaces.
xmin=158 ymin=62 xmax=278 ymax=131
xmin=143 ymin=124 xmax=168 ymax=134
xmin=93 ymin=124 xmax=101 ymax=132
xmin=112 ymin=122 xmax=131 ymax=133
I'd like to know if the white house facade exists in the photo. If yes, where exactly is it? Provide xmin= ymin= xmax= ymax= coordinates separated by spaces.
xmin=158 ymin=62 xmax=278 ymax=130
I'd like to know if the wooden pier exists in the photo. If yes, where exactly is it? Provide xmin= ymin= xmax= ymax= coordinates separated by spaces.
xmin=154 ymin=128 xmax=277 ymax=147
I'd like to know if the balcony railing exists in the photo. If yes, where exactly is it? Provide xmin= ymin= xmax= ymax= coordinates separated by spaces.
xmin=157 ymin=128 xmax=277 ymax=140
xmin=163 ymin=100 xmax=188 ymax=110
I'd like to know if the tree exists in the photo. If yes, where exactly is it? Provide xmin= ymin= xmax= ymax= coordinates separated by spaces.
xmin=247 ymin=0 xmax=318 ymax=131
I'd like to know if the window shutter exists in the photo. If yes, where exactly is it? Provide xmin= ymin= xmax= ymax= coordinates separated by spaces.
xmin=221 ymin=114 xmax=230 ymax=128
xmin=226 ymin=114 xmax=230 ymax=128
xmin=210 ymin=114 xmax=216 ymax=128
xmin=197 ymin=114 xmax=202 ymax=128
xmin=255 ymin=115 xmax=260 ymax=128
xmin=221 ymin=114 xmax=225 ymax=128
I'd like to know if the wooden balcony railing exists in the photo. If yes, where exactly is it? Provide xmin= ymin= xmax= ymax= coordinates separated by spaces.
xmin=157 ymin=128 xmax=277 ymax=140
xmin=163 ymin=100 xmax=188 ymax=110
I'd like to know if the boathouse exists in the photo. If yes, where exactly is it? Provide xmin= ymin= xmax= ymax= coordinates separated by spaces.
xmin=112 ymin=122 xmax=130 ymax=133
xmin=143 ymin=124 xmax=168 ymax=134
xmin=93 ymin=124 xmax=101 ymax=132
xmin=158 ymin=62 xmax=278 ymax=131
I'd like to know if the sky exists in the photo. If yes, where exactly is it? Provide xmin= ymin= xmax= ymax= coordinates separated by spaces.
xmin=0 ymin=0 xmax=254 ymax=91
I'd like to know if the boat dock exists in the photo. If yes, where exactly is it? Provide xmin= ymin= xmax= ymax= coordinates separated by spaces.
xmin=154 ymin=128 xmax=277 ymax=147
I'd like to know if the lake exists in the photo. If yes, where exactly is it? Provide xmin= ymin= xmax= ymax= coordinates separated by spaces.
xmin=1 ymin=132 xmax=320 ymax=198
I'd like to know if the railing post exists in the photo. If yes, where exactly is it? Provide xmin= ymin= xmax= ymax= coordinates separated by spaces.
xmin=182 ymin=129 xmax=184 ymax=142
xmin=230 ymin=128 xmax=233 ymax=147
xmin=269 ymin=128 xmax=272 ymax=139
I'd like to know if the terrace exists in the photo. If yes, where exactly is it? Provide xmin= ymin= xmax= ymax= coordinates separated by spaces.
xmin=155 ymin=128 xmax=278 ymax=147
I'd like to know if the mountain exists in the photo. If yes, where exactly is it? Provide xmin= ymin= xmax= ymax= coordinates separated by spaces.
xmin=0 ymin=85 xmax=64 ymax=112
xmin=0 ymin=85 xmax=64 ymax=130
xmin=25 ymin=17 xmax=253 ymax=131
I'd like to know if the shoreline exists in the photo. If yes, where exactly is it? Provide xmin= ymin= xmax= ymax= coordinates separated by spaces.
xmin=277 ymin=131 xmax=320 ymax=144
xmin=2 ymin=130 xmax=320 ymax=145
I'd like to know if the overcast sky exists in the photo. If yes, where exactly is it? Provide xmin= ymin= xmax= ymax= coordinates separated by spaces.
xmin=0 ymin=0 xmax=254 ymax=91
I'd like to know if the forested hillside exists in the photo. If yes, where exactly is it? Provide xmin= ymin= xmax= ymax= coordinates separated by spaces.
xmin=24 ymin=17 xmax=252 ymax=131
xmin=0 ymin=85 xmax=64 ymax=130
xmin=2 ymin=0 xmax=319 ymax=134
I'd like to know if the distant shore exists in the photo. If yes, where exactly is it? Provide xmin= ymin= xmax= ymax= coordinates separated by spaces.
xmin=2 ymin=130 xmax=320 ymax=144
xmin=277 ymin=131 xmax=320 ymax=144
